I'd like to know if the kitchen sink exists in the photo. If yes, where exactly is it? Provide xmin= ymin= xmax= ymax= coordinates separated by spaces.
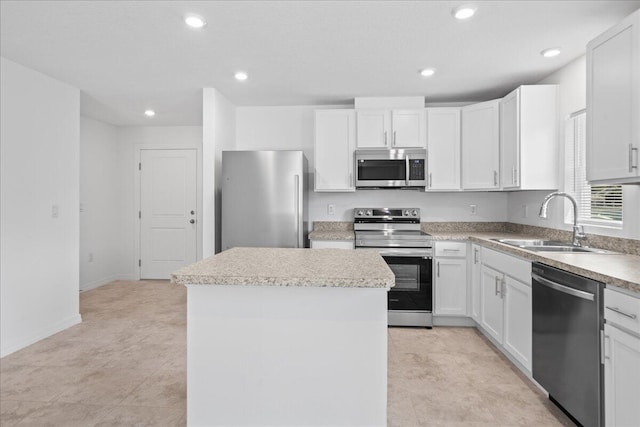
xmin=491 ymin=238 xmax=618 ymax=254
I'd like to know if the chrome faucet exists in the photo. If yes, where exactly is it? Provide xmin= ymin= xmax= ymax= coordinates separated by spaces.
xmin=539 ymin=192 xmax=587 ymax=246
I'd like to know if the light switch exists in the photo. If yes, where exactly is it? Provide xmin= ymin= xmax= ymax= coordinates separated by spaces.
xmin=470 ymin=204 xmax=477 ymax=215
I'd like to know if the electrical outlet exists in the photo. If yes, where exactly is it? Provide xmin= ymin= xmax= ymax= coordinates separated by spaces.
xmin=51 ymin=204 xmax=59 ymax=218
xmin=327 ymin=204 xmax=336 ymax=215
xmin=470 ymin=204 xmax=477 ymax=215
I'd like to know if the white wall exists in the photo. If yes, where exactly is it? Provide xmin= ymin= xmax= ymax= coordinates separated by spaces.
xmin=203 ymin=88 xmax=236 ymax=255
xmin=1 ymin=57 xmax=81 ymax=357
xmin=507 ymin=56 xmax=640 ymax=239
xmin=235 ymin=106 xmax=509 ymax=224
xmin=117 ymin=126 xmax=203 ymax=278
xmin=80 ymin=117 xmax=127 ymax=290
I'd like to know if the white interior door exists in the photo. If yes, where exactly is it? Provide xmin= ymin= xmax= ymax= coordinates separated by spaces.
xmin=140 ymin=149 xmax=197 ymax=279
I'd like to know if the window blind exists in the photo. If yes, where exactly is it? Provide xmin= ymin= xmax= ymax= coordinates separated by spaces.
xmin=565 ymin=112 xmax=623 ymax=225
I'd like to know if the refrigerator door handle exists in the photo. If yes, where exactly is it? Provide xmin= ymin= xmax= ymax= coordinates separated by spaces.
xmin=294 ymin=174 xmax=300 ymax=248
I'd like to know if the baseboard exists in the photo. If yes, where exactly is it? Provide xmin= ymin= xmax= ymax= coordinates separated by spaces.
xmin=433 ymin=316 xmax=476 ymax=327
xmin=80 ymin=273 xmax=136 ymax=292
xmin=0 ymin=313 xmax=82 ymax=358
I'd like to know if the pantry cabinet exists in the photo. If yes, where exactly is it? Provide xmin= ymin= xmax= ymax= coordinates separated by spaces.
xmin=586 ymin=9 xmax=640 ymax=184
xmin=426 ymin=108 xmax=461 ymax=190
xmin=314 ymin=109 xmax=356 ymax=192
xmin=499 ymin=85 xmax=558 ymax=190
xmin=461 ymin=99 xmax=501 ymax=190
xmin=356 ymin=109 xmax=426 ymax=149
xmin=603 ymin=288 xmax=640 ymax=427
xmin=434 ymin=242 xmax=468 ymax=316
xmin=479 ymin=247 xmax=532 ymax=372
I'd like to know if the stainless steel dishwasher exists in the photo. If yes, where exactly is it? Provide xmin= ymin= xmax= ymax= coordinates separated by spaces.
xmin=532 ymin=262 xmax=603 ymax=427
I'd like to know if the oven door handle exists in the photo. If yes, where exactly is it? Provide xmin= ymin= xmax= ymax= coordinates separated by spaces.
xmin=378 ymin=250 xmax=432 ymax=258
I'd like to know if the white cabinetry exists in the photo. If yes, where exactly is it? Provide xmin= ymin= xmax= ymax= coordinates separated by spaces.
xmin=500 ymin=85 xmax=558 ymax=190
xmin=314 ymin=110 xmax=356 ymax=192
xmin=587 ymin=9 xmax=640 ymax=184
xmin=426 ymin=108 xmax=461 ymax=190
xmin=461 ymin=100 xmax=501 ymax=190
xmin=603 ymin=288 xmax=640 ymax=427
xmin=356 ymin=109 xmax=426 ymax=149
xmin=479 ymin=247 xmax=532 ymax=372
xmin=470 ymin=244 xmax=482 ymax=323
xmin=310 ymin=240 xmax=355 ymax=250
xmin=434 ymin=242 xmax=468 ymax=316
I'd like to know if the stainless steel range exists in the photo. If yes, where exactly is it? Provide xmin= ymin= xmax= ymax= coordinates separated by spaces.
xmin=354 ymin=208 xmax=433 ymax=328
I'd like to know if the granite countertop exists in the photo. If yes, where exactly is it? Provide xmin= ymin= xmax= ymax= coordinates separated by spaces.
xmin=171 ymin=247 xmax=395 ymax=289
xmin=308 ymin=230 xmax=355 ymax=240
xmin=430 ymin=231 xmax=640 ymax=295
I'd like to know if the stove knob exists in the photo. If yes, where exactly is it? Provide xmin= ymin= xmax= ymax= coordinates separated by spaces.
xmin=366 ymin=209 xmax=373 ymax=216
xmin=403 ymin=210 xmax=409 ymax=216
xmin=411 ymin=210 xmax=418 ymax=217
xmin=356 ymin=209 xmax=363 ymax=217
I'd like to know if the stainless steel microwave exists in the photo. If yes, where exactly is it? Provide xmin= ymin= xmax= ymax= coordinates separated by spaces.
xmin=355 ymin=149 xmax=427 ymax=189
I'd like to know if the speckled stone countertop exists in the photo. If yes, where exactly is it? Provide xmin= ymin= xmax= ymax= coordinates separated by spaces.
xmin=309 ymin=221 xmax=355 ymax=241
xmin=171 ymin=247 xmax=395 ymax=289
xmin=430 ymin=231 xmax=640 ymax=295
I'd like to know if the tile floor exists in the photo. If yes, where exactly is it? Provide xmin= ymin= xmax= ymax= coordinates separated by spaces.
xmin=0 ymin=280 xmax=575 ymax=426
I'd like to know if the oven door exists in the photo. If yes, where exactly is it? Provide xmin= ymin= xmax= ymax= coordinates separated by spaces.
xmin=379 ymin=251 xmax=432 ymax=312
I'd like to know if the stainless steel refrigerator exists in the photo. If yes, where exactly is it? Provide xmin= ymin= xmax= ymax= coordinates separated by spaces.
xmin=221 ymin=150 xmax=308 ymax=251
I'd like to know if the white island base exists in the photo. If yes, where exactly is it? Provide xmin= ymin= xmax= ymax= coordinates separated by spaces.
xmin=186 ymin=284 xmax=388 ymax=426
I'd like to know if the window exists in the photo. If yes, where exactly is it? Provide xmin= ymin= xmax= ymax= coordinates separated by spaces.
xmin=565 ymin=111 xmax=623 ymax=226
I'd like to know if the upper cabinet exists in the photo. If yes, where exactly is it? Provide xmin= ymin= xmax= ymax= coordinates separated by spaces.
xmin=587 ymin=9 xmax=640 ymax=184
xmin=356 ymin=109 xmax=426 ymax=149
xmin=426 ymin=108 xmax=461 ymax=190
xmin=500 ymin=85 xmax=558 ymax=190
xmin=461 ymin=99 xmax=501 ymax=190
xmin=314 ymin=109 xmax=356 ymax=192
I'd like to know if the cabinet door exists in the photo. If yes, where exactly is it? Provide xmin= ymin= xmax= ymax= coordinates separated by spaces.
xmin=434 ymin=258 xmax=468 ymax=316
xmin=587 ymin=10 xmax=640 ymax=183
xmin=604 ymin=324 xmax=640 ymax=427
xmin=427 ymin=108 xmax=461 ymax=190
xmin=314 ymin=110 xmax=356 ymax=191
xmin=461 ymin=100 xmax=501 ymax=190
xmin=503 ymin=276 xmax=532 ymax=371
xmin=356 ymin=110 xmax=390 ymax=148
xmin=500 ymin=89 xmax=520 ymax=189
xmin=480 ymin=265 xmax=503 ymax=343
xmin=391 ymin=109 xmax=426 ymax=148
xmin=470 ymin=245 xmax=482 ymax=323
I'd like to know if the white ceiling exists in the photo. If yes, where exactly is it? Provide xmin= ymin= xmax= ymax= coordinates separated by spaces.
xmin=1 ymin=1 xmax=639 ymax=126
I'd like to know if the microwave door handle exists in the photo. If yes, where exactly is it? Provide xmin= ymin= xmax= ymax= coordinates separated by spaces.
xmin=405 ymin=156 xmax=410 ymax=185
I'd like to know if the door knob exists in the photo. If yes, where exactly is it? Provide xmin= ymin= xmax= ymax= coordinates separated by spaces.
xmin=190 ymin=219 xmax=195 ymax=224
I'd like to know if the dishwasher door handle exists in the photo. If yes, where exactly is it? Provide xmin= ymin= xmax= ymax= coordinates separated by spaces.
xmin=532 ymin=273 xmax=595 ymax=301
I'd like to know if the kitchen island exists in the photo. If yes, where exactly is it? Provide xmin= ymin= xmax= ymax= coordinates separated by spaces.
xmin=172 ymin=247 xmax=394 ymax=427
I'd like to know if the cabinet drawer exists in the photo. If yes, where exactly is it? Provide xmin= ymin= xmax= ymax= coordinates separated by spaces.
xmin=310 ymin=240 xmax=355 ymax=250
xmin=482 ymin=247 xmax=531 ymax=285
xmin=435 ymin=241 xmax=467 ymax=257
xmin=605 ymin=288 xmax=640 ymax=335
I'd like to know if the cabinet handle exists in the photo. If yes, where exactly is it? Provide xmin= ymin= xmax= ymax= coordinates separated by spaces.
xmin=604 ymin=333 xmax=611 ymax=361
xmin=442 ymin=248 xmax=460 ymax=252
xmin=384 ymin=131 xmax=388 ymax=146
xmin=605 ymin=305 xmax=637 ymax=319
xmin=473 ymin=248 xmax=478 ymax=264
xmin=493 ymin=170 xmax=498 ymax=186
xmin=494 ymin=276 xmax=500 ymax=295
xmin=393 ymin=131 xmax=397 ymax=147
xmin=429 ymin=173 xmax=432 ymax=188
xmin=436 ymin=261 xmax=440 ymax=277
xmin=630 ymin=144 xmax=638 ymax=172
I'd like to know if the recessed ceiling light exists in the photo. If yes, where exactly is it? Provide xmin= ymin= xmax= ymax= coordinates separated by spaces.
xmin=185 ymin=14 xmax=206 ymax=29
xmin=452 ymin=5 xmax=477 ymax=20
xmin=541 ymin=47 xmax=561 ymax=58
xmin=234 ymin=71 xmax=248 ymax=81
xmin=420 ymin=68 xmax=436 ymax=77
xmin=144 ymin=110 xmax=155 ymax=117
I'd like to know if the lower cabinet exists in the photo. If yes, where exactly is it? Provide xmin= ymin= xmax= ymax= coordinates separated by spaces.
xmin=479 ymin=248 xmax=532 ymax=372
xmin=310 ymin=240 xmax=355 ymax=249
xmin=604 ymin=288 xmax=640 ymax=427
xmin=434 ymin=242 xmax=468 ymax=316
xmin=470 ymin=244 xmax=482 ymax=323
